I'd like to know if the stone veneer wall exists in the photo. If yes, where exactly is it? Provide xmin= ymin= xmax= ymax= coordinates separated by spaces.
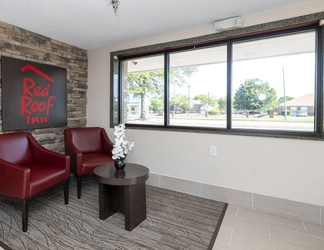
xmin=0 ymin=21 xmax=88 ymax=153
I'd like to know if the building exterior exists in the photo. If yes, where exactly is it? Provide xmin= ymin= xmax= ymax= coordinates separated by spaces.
xmin=278 ymin=93 xmax=314 ymax=116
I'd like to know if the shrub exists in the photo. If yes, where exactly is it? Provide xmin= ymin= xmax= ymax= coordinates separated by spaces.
xmin=281 ymin=110 xmax=291 ymax=116
xmin=208 ymin=109 xmax=220 ymax=115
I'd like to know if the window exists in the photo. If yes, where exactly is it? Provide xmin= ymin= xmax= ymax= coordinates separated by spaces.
xmin=169 ymin=46 xmax=227 ymax=128
xmin=232 ymin=31 xmax=316 ymax=131
xmin=112 ymin=20 xmax=323 ymax=139
xmin=122 ymin=55 xmax=164 ymax=125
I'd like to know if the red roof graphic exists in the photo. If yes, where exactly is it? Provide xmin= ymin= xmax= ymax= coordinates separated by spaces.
xmin=21 ymin=64 xmax=54 ymax=83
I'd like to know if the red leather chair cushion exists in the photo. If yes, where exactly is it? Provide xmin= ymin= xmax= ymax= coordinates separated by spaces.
xmin=81 ymin=153 xmax=114 ymax=175
xmin=69 ymin=127 xmax=103 ymax=154
xmin=0 ymin=132 xmax=32 ymax=165
xmin=27 ymin=164 xmax=67 ymax=196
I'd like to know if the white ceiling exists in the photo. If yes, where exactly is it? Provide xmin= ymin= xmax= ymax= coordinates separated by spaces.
xmin=0 ymin=0 xmax=316 ymax=50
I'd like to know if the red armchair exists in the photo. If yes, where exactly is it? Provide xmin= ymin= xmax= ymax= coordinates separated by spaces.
xmin=0 ymin=132 xmax=70 ymax=232
xmin=64 ymin=127 xmax=114 ymax=199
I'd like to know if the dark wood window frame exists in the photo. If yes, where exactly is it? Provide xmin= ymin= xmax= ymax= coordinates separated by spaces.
xmin=111 ymin=12 xmax=324 ymax=140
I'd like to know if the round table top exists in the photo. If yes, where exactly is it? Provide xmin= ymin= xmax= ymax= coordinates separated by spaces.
xmin=93 ymin=163 xmax=149 ymax=186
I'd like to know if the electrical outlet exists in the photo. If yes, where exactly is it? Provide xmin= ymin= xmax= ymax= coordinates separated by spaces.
xmin=209 ymin=146 xmax=217 ymax=156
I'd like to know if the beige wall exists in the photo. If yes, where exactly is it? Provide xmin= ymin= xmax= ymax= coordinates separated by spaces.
xmin=87 ymin=0 xmax=324 ymax=207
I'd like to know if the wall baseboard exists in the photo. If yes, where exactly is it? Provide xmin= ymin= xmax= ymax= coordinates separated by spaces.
xmin=147 ymin=173 xmax=323 ymax=225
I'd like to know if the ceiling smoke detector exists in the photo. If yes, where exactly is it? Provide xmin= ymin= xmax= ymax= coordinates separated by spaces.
xmin=215 ymin=17 xmax=244 ymax=32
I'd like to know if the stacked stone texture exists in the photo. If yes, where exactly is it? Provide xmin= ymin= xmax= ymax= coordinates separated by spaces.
xmin=0 ymin=21 xmax=88 ymax=153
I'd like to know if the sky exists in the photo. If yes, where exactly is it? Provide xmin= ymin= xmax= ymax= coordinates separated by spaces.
xmin=174 ymin=53 xmax=315 ymax=100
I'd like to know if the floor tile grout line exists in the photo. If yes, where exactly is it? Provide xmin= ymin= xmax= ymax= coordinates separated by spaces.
xmin=228 ymin=228 xmax=234 ymax=246
xmin=302 ymin=220 xmax=308 ymax=235
xmin=320 ymin=207 xmax=322 ymax=226
xmin=229 ymin=207 xmax=295 ymax=229
xmin=231 ymin=225 xmax=304 ymax=249
xmin=270 ymin=224 xmax=309 ymax=236
xmin=228 ymin=212 xmax=316 ymax=239
xmin=221 ymin=212 xmax=324 ymax=250
xmin=270 ymin=224 xmax=324 ymax=242
xmin=240 ymin=224 xmax=324 ymax=250
xmin=234 ymin=206 xmax=319 ymax=232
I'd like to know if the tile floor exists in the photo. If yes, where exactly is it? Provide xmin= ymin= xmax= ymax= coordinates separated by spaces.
xmin=213 ymin=204 xmax=324 ymax=250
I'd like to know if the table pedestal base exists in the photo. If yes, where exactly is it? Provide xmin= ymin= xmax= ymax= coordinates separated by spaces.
xmin=98 ymin=182 xmax=147 ymax=231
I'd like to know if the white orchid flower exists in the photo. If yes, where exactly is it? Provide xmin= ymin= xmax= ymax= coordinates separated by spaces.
xmin=111 ymin=124 xmax=134 ymax=161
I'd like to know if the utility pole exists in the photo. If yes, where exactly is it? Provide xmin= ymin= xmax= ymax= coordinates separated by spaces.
xmin=283 ymin=67 xmax=287 ymax=121
xmin=206 ymin=92 xmax=209 ymax=117
xmin=188 ymin=85 xmax=190 ymax=116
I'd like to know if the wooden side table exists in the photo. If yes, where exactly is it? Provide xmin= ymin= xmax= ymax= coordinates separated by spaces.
xmin=93 ymin=163 xmax=149 ymax=231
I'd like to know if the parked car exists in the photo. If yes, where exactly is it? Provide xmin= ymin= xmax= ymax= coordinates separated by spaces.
xmin=249 ymin=111 xmax=261 ymax=115
xmin=297 ymin=111 xmax=307 ymax=117
xmin=233 ymin=109 xmax=245 ymax=114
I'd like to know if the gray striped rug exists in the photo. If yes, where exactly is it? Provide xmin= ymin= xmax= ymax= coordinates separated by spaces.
xmin=0 ymin=176 xmax=227 ymax=250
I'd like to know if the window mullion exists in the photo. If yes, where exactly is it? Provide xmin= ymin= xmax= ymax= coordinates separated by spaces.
xmin=315 ymin=25 xmax=324 ymax=134
xmin=119 ymin=59 xmax=124 ymax=123
xmin=227 ymin=42 xmax=233 ymax=129
xmin=164 ymin=52 xmax=169 ymax=126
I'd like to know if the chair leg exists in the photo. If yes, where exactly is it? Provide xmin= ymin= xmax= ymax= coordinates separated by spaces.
xmin=77 ymin=175 xmax=82 ymax=199
xmin=22 ymin=199 xmax=29 ymax=232
xmin=64 ymin=180 xmax=69 ymax=204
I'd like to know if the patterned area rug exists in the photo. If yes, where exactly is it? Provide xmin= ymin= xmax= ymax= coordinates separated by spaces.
xmin=0 ymin=241 xmax=11 ymax=250
xmin=0 ymin=176 xmax=227 ymax=250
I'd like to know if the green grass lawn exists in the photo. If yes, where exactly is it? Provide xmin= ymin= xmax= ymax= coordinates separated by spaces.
xmin=170 ymin=113 xmax=314 ymax=123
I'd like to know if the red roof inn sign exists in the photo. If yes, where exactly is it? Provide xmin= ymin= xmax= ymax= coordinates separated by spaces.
xmin=1 ymin=57 xmax=67 ymax=131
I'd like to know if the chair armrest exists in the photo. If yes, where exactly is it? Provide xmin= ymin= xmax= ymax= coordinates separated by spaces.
xmin=101 ymin=128 xmax=113 ymax=157
xmin=64 ymin=129 xmax=83 ymax=175
xmin=27 ymin=134 xmax=70 ymax=179
xmin=0 ymin=158 xmax=30 ymax=199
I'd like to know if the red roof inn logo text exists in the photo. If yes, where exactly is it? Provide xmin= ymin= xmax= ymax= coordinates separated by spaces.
xmin=20 ymin=64 xmax=56 ymax=125
xmin=1 ymin=57 xmax=67 ymax=131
